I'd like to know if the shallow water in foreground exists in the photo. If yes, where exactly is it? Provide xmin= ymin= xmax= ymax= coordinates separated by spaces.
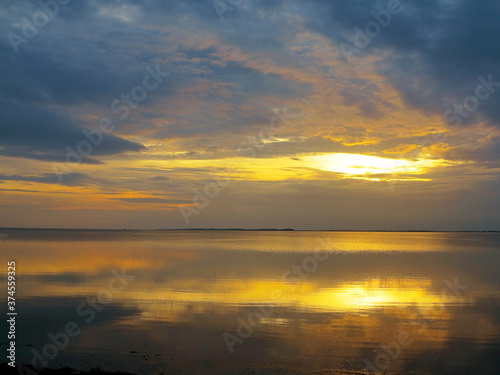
xmin=1 ymin=230 xmax=500 ymax=374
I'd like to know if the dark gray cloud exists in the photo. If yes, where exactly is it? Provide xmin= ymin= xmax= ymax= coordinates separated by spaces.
xmin=445 ymin=137 xmax=500 ymax=163
xmin=323 ymin=1 xmax=500 ymax=129
xmin=0 ymin=172 xmax=89 ymax=186
xmin=0 ymin=98 xmax=146 ymax=163
xmin=38 ymin=272 xmax=87 ymax=284
xmin=0 ymin=34 xmax=147 ymax=162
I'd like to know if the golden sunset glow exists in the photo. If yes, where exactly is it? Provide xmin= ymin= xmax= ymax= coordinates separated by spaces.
xmin=0 ymin=0 xmax=499 ymax=232
xmin=304 ymin=153 xmax=446 ymax=181
xmin=2 ymin=2 xmax=500 ymax=374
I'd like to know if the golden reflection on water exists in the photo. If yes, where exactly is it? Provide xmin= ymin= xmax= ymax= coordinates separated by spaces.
xmin=17 ymin=274 xmax=463 ymax=315
xmin=2 ymin=231 xmax=480 ymax=319
xmin=6 ymin=242 xmax=196 ymax=275
xmin=2 ymin=230 xmax=500 ymax=374
xmin=304 ymin=278 xmax=438 ymax=311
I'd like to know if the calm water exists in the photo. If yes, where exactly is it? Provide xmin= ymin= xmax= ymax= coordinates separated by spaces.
xmin=1 ymin=230 xmax=500 ymax=374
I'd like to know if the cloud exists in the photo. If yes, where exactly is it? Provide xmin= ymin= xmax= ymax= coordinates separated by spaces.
xmin=444 ymin=137 xmax=500 ymax=163
xmin=0 ymin=173 xmax=89 ymax=186
xmin=0 ymin=40 xmax=146 ymax=163
xmin=383 ymin=144 xmax=420 ymax=155
xmin=112 ymin=197 xmax=191 ymax=204
xmin=0 ymin=0 xmax=312 ymax=163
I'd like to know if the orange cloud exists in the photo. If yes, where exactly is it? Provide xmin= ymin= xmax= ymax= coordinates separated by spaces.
xmin=383 ymin=144 xmax=420 ymax=154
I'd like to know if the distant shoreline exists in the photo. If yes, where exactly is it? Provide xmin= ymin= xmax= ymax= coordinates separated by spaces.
xmin=0 ymin=227 xmax=499 ymax=233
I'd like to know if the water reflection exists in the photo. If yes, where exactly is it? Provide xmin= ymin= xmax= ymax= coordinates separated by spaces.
xmin=1 ymin=230 xmax=500 ymax=374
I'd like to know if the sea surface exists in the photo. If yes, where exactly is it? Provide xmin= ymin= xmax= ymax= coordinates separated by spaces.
xmin=1 ymin=229 xmax=500 ymax=374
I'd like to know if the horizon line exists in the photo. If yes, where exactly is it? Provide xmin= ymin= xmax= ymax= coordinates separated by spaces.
xmin=0 ymin=227 xmax=499 ymax=233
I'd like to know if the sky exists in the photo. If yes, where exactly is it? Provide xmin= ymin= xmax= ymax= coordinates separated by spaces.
xmin=0 ymin=0 xmax=499 ymax=230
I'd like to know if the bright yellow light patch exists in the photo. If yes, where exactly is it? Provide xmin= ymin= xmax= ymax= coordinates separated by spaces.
xmin=304 ymin=153 xmax=442 ymax=181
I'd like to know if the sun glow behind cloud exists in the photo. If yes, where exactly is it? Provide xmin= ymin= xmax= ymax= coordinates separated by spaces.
xmin=304 ymin=153 xmax=448 ymax=181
